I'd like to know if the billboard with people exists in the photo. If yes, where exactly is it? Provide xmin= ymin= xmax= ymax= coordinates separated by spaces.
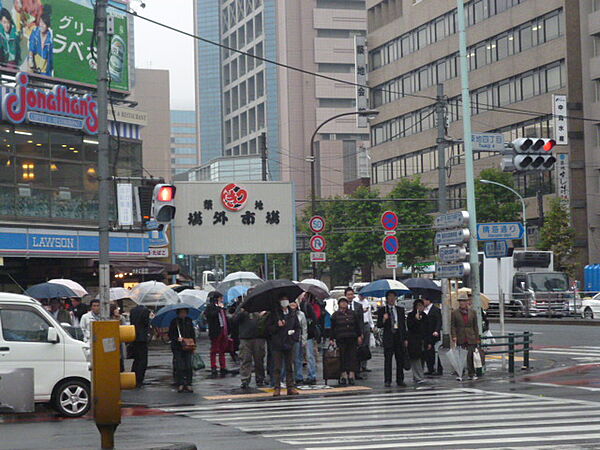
xmin=0 ymin=0 xmax=130 ymax=91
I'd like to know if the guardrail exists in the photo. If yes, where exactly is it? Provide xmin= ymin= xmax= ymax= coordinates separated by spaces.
xmin=480 ymin=331 xmax=531 ymax=374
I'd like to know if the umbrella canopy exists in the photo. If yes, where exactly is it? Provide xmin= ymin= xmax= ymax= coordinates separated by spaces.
xmin=241 ymin=279 xmax=304 ymax=312
xmin=226 ymin=285 xmax=250 ymax=305
xmin=150 ymin=303 xmax=201 ymax=329
xmin=358 ymin=279 xmax=410 ymax=298
xmin=217 ymin=271 xmax=263 ymax=293
xmin=178 ymin=289 xmax=209 ymax=309
xmin=439 ymin=347 xmax=468 ymax=378
xmin=96 ymin=287 xmax=132 ymax=302
xmin=48 ymin=279 xmax=88 ymax=297
xmin=129 ymin=281 xmax=179 ymax=308
xmin=403 ymin=278 xmax=440 ymax=291
xmin=25 ymin=282 xmax=77 ymax=299
xmin=450 ymin=287 xmax=491 ymax=310
xmin=296 ymin=282 xmax=329 ymax=300
xmin=168 ymin=284 xmax=192 ymax=293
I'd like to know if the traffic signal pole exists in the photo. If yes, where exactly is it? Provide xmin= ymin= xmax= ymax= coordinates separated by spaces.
xmin=97 ymin=0 xmax=111 ymax=319
xmin=456 ymin=0 xmax=483 ymax=334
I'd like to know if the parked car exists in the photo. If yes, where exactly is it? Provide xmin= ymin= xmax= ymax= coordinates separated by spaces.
xmin=581 ymin=293 xmax=600 ymax=319
xmin=0 ymin=293 xmax=91 ymax=417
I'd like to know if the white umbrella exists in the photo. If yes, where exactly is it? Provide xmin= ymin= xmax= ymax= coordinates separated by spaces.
xmin=178 ymin=289 xmax=209 ymax=309
xmin=129 ymin=281 xmax=179 ymax=308
xmin=439 ymin=347 xmax=469 ymax=380
xmin=218 ymin=271 xmax=263 ymax=292
xmin=300 ymin=278 xmax=330 ymax=294
xmin=48 ymin=279 xmax=88 ymax=297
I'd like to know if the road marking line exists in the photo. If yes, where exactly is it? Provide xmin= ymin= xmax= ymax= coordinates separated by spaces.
xmin=202 ymin=385 xmax=371 ymax=400
xmin=526 ymin=381 xmax=600 ymax=392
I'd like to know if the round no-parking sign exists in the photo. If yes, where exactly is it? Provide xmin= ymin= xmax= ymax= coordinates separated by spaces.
xmin=382 ymin=235 xmax=399 ymax=255
xmin=310 ymin=235 xmax=327 ymax=252
xmin=381 ymin=211 xmax=399 ymax=231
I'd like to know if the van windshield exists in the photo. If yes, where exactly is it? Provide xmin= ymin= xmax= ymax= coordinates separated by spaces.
xmin=527 ymin=273 xmax=568 ymax=292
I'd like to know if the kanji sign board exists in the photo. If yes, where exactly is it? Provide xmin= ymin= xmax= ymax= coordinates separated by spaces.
xmin=173 ymin=182 xmax=294 ymax=255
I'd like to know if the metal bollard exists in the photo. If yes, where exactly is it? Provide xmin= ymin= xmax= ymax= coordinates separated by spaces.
xmin=508 ymin=333 xmax=515 ymax=374
xmin=522 ymin=331 xmax=530 ymax=370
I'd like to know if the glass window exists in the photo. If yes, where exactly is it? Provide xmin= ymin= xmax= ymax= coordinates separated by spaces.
xmin=401 ymin=35 xmax=411 ymax=57
xmin=545 ymin=64 xmax=562 ymax=91
xmin=544 ymin=14 xmax=560 ymax=42
xmin=0 ymin=309 xmax=51 ymax=342
xmin=475 ymin=43 xmax=487 ymax=69
xmin=497 ymin=35 xmax=509 ymax=60
xmin=435 ymin=18 xmax=446 ymax=41
xmin=418 ymin=67 xmax=429 ymax=90
xmin=521 ymin=73 xmax=534 ymax=99
xmin=519 ymin=24 xmax=532 ymax=51
xmin=256 ymin=71 xmax=264 ymax=97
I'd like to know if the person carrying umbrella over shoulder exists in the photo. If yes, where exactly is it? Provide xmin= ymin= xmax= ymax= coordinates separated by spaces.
xmin=168 ymin=307 xmax=196 ymax=393
xmin=451 ymin=292 xmax=480 ymax=381
xmin=205 ymin=291 xmax=230 ymax=377
xmin=266 ymin=295 xmax=301 ymax=396
xmin=330 ymin=297 xmax=363 ymax=386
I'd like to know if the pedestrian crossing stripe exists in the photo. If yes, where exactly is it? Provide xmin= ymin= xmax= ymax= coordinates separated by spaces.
xmin=167 ymin=388 xmax=600 ymax=448
xmin=533 ymin=346 xmax=600 ymax=359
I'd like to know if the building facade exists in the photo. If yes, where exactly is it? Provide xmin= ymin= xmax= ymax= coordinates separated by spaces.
xmin=170 ymin=110 xmax=199 ymax=176
xmin=367 ymin=0 xmax=590 ymax=268
xmin=193 ymin=0 xmax=370 ymax=198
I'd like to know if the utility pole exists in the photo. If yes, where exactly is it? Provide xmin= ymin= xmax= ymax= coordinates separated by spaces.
xmin=259 ymin=132 xmax=269 ymax=279
xmin=97 ymin=0 xmax=111 ymax=320
xmin=436 ymin=83 xmax=452 ymax=349
xmin=537 ymin=171 xmax=545 ymax=228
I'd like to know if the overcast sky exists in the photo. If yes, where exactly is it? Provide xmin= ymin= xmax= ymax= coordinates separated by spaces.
xmin=133 ymin=0 xmax=196 ymax=111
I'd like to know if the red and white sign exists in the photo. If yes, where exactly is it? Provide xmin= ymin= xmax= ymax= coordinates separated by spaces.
xmin=382 ymin=235 xmax=399 ymax=255
xmin=147 ymin=247 xmax=169 ymax=258
xmin=381 ymin=210 xmax=399 ymax=231
xmin=221 ymin=183 xmax=249 ymax=211
xmin=310 ymin=252 xmax=326 ymax=263
xmin=309 ymin=215 xmax=326 ymax=233
xmin=310 ymin=235 xmax=327 ymax=252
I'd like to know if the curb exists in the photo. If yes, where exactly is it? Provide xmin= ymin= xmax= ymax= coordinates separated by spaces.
xmin=489 ymin=317 xmax=600 ymax=326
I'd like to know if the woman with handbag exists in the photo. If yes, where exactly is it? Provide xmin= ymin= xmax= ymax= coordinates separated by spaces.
xmin=330 ymin=297 xmax=363 ymax=386
xmin=168 ymin=308 xmax=196 ymax=393
xmin=406 ymin=298 xmax=430 ymax=384
xmin=205 ymin=292 xmax=232 ymax=377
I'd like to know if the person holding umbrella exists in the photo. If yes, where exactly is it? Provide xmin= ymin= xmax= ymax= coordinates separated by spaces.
xmin=266 ymin=295 xmax=301 ymax=396
xmin=168 ymin=307 xmax=196 ymax=393
xmin=330 ymin=297 xmax=363 ymax=386
xmin=423 ymin=296 xmax=442 ymax=375
xmin=377 ymin=291 xmax=408 ymax=387
xmin=451 ymin=292 xmax=480 ymax=380
xmin=205 ymin=291 xmax=231 ymax=377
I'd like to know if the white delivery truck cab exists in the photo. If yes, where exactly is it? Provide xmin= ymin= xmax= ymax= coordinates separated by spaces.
xmin=0 ymin=293 xmax=91 ymax=417
xmin=482 ymin=250 xmax=570 ymax=317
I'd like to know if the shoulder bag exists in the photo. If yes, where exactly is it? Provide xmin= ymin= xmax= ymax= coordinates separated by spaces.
xmin=177 ymin=322 xmax=196 ymax=352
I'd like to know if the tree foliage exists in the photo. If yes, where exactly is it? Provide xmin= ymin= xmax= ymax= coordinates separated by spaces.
xmin=475 ymin=168 xmax=522 ymax=223
xmin=538 ymin=198 xmax=576 ymax=277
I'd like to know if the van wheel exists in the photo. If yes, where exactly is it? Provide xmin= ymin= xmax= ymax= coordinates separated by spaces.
xmin=584 ymin=308 xmax=594 ymax=320
xmin=54 ymin=380 xmax=90 ymax=417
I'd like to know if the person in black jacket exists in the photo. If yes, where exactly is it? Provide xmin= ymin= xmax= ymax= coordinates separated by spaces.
xmin=205 ymin=292 xmax=230 ymax=377
xmin=129 ymin=304 xmax=150 ymax=387
xmin=267 ymin=295 xmax=301 ymax=397
xmin=233 ymin=304 xmax=266 ymax=388
xmin=168 ymin=308 xmax=196 ymax=393
xmin=376 ymin=290 xmax=408 ymax=387
xmin=407 ymin=299 xmax=429 ymax=384
xmin=330 ymin=297 xmax=363 ymax=385
xmin=423 ymin=296 xmax=442 ymax=375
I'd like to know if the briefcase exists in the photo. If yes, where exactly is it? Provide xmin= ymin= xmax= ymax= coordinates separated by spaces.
xmin=322 ymin=345 xmax=341 ymax=384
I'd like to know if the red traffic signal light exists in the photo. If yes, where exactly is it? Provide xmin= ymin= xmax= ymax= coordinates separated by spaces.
xmin=543 ymin=139 xmax=556 ymax=152
xmin=157 ymin=185 xmax=175 ymax=202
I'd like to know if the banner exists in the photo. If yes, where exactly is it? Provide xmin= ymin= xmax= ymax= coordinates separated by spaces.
xmin=0 ymin=0 xmax=130 ymax=91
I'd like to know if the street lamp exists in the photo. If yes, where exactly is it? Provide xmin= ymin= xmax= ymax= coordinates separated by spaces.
xmin=309 ymin=109 xmax=378 ymax=277
xmin=479 ymin=179 xmax=528 ymax=251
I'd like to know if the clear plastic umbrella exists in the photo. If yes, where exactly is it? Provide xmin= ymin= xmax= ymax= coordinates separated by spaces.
xmin=439 ymin=346 xmax=469 ymax=380
xmin=48 ymin=279 xmax=88 ymax=298
xmin=217 ymin=271 xmax=263 ymax=293
xmin=129 ymin=281 xmax=179 ymax=308
xmin=298 ymin=278 xmax=330 ymax=299
xmin=178 ymin=289 xmax=209 ymax=309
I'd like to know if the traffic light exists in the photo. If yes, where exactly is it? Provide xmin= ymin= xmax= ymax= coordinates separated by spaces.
xmin=91 ymin=321 xmax=136 ymax=449
xmin=152 ymin=184 xmax=176 ymax=223
xmin=503 ymin=138 xmax=556 ymax=172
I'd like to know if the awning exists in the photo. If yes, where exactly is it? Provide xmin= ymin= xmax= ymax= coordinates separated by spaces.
xmin=110 ymin=260 xmax=180 ymax=276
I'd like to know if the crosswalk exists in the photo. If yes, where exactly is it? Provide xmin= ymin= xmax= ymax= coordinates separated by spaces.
xmin=533 ymin=345 xmax=600 ymax=363
xmin=163 ymin=388 xmax=600 ymax=448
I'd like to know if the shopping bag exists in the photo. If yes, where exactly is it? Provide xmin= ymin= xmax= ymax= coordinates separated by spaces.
xmin=473 ymin=348 xmax=483 ymax=369
xmin=369 ymin=333 xmax=376 ymax=348
xmin=192 ymin=352 xmax=206 ymax=371
xmin=322 ymin=345 xmax=341 ymax=382
xmin=357 ymin=344 xmax=372 ymax=362
xmin=483 ymin=329 xmax=496 ymax=344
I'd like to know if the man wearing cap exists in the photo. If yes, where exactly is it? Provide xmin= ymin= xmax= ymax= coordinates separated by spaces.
xmin=451 ymin=292 xmax=480 ymax=380
xmin=376 ymin=290 xmax=408 ymax=387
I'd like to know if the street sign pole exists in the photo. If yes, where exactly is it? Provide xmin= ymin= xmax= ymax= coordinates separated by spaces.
xmin=497 ymin=257 xmax=506 ymax=370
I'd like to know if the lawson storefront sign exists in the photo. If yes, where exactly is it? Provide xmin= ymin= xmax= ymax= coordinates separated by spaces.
xmin=1 ymin=73 xmax=99 ymax=134
xmin=0 ymin=228 xmax=149 ymax=258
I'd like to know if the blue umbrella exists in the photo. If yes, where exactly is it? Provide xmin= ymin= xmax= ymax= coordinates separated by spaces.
xmin=25 ymin=282 xmax=77 ymax=299
xmin=150 ymin=303 xmax=201 ymax=329
xmin=226 ymin=285 xmax=249 ymax=306
xmin=358 ymin=279 xmax=411 ymax=298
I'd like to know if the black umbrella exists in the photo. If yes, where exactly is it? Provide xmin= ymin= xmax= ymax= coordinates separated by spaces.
xmin=403 ymin=278 xmax=442 ymax=303
xmin=241 ymin=279 xmax=304 ymax=312
xmin=25 ymin=282 xmax=77 ymax=299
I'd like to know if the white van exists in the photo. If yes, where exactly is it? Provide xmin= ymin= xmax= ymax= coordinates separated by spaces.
xmin=0 ymin=293 xmax=91 ymax=417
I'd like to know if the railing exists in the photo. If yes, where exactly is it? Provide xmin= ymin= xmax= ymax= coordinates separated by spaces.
xmin=480 ymin=331 xmax=531 ymax=374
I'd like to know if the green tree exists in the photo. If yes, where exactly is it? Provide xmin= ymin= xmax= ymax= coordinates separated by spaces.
xmin=475 ymin=168 xmax=521 ymax=223
xmin=538 ymin=198 xmax=577 ymax=277
xmin=386 ymin=178 xmax=434 ymax=272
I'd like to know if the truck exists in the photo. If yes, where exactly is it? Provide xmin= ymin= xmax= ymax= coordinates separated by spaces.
xmin=482 ymin=250 xmax=571 ymax=317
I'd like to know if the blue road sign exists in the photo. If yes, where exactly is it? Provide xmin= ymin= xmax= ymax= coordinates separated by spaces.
xmin=477 ymin=222 xmax=524 ymax=241
xmin=484 ymin=241 xmax=510 ymax=259
xmin=382 ymin=235 xmax=399 ymax=255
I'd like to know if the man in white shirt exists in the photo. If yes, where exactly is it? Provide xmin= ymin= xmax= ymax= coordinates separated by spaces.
xmin=80 ymin=299 xmax=102 ymax=343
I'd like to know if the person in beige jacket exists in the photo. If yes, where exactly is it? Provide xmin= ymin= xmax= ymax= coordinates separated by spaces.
xmin=450 ymin=293 xmax=480 ymax=380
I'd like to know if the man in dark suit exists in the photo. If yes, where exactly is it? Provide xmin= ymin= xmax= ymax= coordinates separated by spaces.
xmin=129 ymin=304 xmax=151 ymax=387
xmin=422 ymin=296 xmax=442 ymax=375
xmin=344 ymin=287 xmax=364 ymax=324
xmin=376 ymin=290 xmax=407 ymax=387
